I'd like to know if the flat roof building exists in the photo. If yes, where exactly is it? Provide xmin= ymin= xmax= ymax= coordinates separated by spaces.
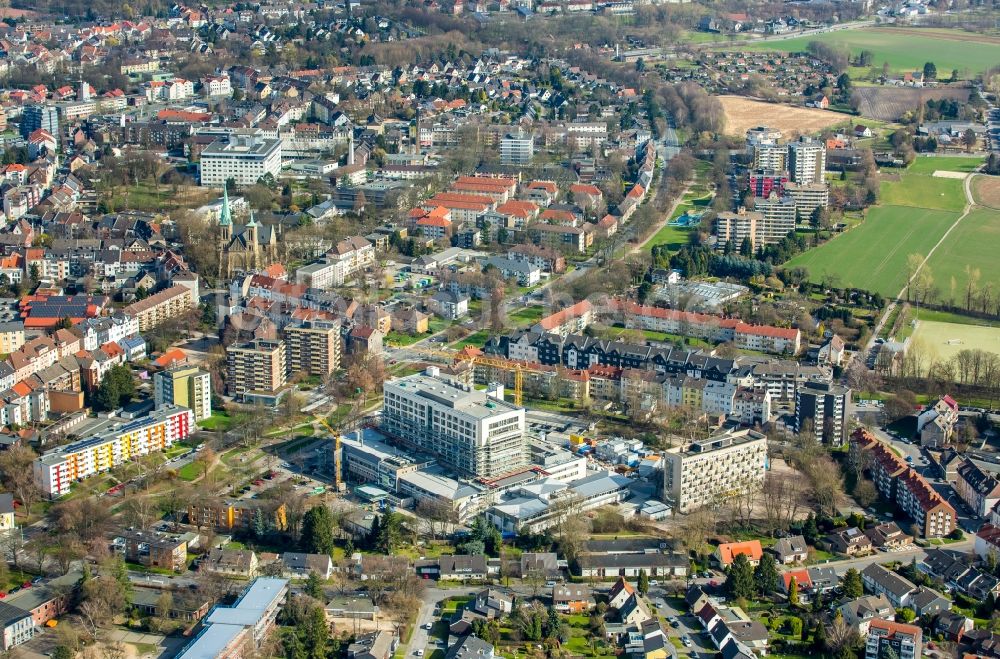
xmin=200 ymin=131 xmax=282 ymax=188
xmin=226 ymin=339 xmax=287 ymax=398
xmin=176 ymin=577 xmax=289 ymax=659
xmin=381 ymin=367 xmax=527 ymax=478
xmin=662 ymin=428 xmax=767 ymax=514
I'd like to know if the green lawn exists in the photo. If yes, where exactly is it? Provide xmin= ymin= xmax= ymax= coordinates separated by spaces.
xmin=913 ymin=307 xmax=1000 ymax=328
xmin=508 ymin=307 xmax=545 ymax=325
xmin=177 ymin=462 xmax=202 ymax=481
xmin=880 ymin=173 xmax=966 ymax=212
xmin=906 ymin=156 xmax=984 ymax=174
xmin=450 ymin=330 xmax=491 ymax=350
xmin=199 ymin=411 xmax=234 ymax=431
xmin=643 ymin=223 xmax=693 ymax=253
xmin=741 ymin=27 xmax=1000 ymax=75
xmin=785 ymin=205 xmax=959 ymax=297
xmin=924 ymin=208 xmax=1000 ymax=308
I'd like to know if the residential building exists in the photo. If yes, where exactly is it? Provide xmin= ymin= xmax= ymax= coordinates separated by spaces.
xmin=861 ymin=564 xmax=916 ymax=608
xmin=865 ymin=618 xmax=921 ymax=659
xmin=771 ymin=535 xmax=808 ymax=564
xmin=795 ymin=381 xmax=851 ymax=445
xmin=281 ymin=553 xmax=334 ymax=579
xmin=381 ymin=368 xmax=527 ymax=478
xmin=0 ymin=494 xmax=14 ymax=533
xmin=552 ymin=584 xmax=594 ymax=613
xmin=483 ymin=256 xmax=542 ymax=287
xmin=838 ymin=595 xmax=895 ymax=635
xmin=446 ymin=636 xmax=495 ymax=659
xmin=788 ymin=138 xmax=826 ymax=185
xmin=500 ymin=132 xmax=533 ymax=166
xmin=176 ymin=578 xmax=289 ymax=659
xmin=851 ymin=429 xmax=956 ymax=538
xmin=713 ymin=540 xmax=763 ymax=568
xmin=825 ymin=527 xmax=873 ymax=556
xmin=226 ymin=339 xmax=287 ymax=397
xmin=188 ymin=499 xmax=288 ymax=533
xmin=746 ymin=169 xmax=788 ymax=198
xmin=576 ymin=552 xmax=688 ymax=578
xmin=784 ymin=181 xmax=829 ymax=218
xmin=662 ymin=429 xmax=767 ymax=514
xmin=715 ymin=208 xmax=762 ymax=250
xmin=429 ymin=291 xmax=469 ymax=320
xmin=917 ymin=396 xmax=959 ymax=447
xmin=285 ymin=320 xmax=341 ymax=378
xmin=120 ymin=531 xmax=188 ymax=572
xmin=295 ymin=236 xmax=375 ymax=288
xmin=154 ymin=365 xmax=212 ymax=421
xmin=0 ymin=322 xmax=24 ymax=355
xmin=20 ymin=106 xmax=59 ymax=140
xmin=865 ymin=522 xmax=913 ymax=550
xmin=33 ymin=406 xmax=194 ymax=497
xmin=753 ymin=193 xmax=797 ymax=243
xmin=123 ymin=284 xmax=197 ymax=332
xmin=956 ymin=459 xmax=1000 ymax=518
xmin=200 ymin=131 xmax=283 ymax=187
xmin=0 ymin=603 xmax=33 ymax=651
xmin=348 ymin=630 xmax=396 ymax=659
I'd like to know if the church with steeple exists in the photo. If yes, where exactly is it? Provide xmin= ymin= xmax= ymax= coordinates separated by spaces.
xmin=218 ymin=187 xmax=279 ymax=277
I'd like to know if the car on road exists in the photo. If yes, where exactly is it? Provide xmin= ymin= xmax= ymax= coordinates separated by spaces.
xmin=422 ymin=624 xmax=433 ymax=630
xmin=681 ymin=637 xmax=692 ymax=647
xmin=649 ymin=580 xmax=659 ymax=586
xmin=31 ymin=577 xmax=42 ymax=585
xmin=414 ymin=650 xmax=424 ymax=657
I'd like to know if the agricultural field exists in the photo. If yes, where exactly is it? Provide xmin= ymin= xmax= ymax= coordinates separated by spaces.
xmin=784 ymin=205 xmax=959 ymax=297
xmin=718 ymin=96 xmax=845 ymax=137
xmin=743 ymin=27 xmax=1000 ymax=75
xmin=851 ymin=86 xmax=971 ymax=121
xmin=924 ymin=208 xmax=1000 ymax=306
xmin=912 ymin=319 xmax=1000 ymax=361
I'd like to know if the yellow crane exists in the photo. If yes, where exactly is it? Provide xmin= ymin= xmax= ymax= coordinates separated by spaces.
xmin=405 ymin=346 xmax=546 ymax=407
xmin=315 ymin=414 xmax=344 ymax=492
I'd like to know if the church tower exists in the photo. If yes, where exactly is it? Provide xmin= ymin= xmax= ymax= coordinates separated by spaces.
xmin=218 ymin=187 xmax=232 ymax=244
xmin=245 ymin=210 xmax=258 ymax=251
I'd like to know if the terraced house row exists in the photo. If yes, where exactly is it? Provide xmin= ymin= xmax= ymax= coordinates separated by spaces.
xmin=32 ymin=405 xmax=194 ymax=497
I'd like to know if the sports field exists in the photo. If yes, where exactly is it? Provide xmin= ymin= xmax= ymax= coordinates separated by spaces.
xmin=879 ymin=171 xmax=967 ymax=212
xmin=907 ymin=156 xmax=984 ymax=175
xmin=924 ymin=208 xmax=1000 ymax=304
xmin=784 ymin=205 xmax=958 ymax=297
xmin=743 ymin=27 xmax=1000 ymax=75
xmin=912 ymin=319 xmax=1000 ymax=361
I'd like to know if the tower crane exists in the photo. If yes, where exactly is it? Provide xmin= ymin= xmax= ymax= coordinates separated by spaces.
xmin=404 ymin=346 xmax=547 ymax=407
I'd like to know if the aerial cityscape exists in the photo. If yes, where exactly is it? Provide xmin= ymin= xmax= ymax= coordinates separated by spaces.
xmin=0 ymin=0 xmax=995 ymax=657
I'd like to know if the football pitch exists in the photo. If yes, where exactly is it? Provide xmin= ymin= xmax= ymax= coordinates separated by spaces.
xmin=912 ymin=319 xmax=1000 ymax=361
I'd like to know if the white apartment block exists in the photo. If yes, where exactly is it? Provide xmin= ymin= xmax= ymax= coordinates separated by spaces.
xmin=296 ymin=236 xmax=375 ymax=288
xmin=752 ymin=144 xmax=786 ymax=171
xmin=788 ymin=138 xmax=826 ymax=185
xmin=381 ymin=368 xmax=527 ymax=478
xmin=500 ymin=132 xmax=534 ymax=166
xmin=662 ymin=428 xmax=767 ymax=513
xmin=33 ymin=406 xmax=195 ymax=497
xmin=76 ymin=314 xmax=139 ymax=351
xmin=200 ymin=132 xmax=282 ymax=187
xmin=202 ymin=75 xmax=233 ymax=97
